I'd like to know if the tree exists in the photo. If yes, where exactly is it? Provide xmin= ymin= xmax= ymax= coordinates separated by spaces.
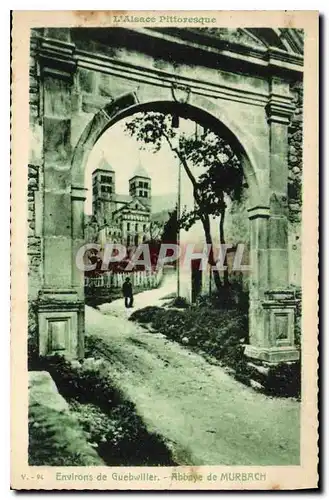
xmin=125 ymin=112 xmax=244 ymax=289
xmin=148 ymin=220 xmax=164 ymax=243
xmin=161 ymin=206 xmax=179 ymax=245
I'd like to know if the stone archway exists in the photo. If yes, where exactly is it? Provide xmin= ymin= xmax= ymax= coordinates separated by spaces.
xmin=71 ymin=93 xmax=264 ymax=293
xmin=34 ymin=28 xmax=301 ymax=363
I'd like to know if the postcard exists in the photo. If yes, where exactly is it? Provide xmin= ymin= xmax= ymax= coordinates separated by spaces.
xmin=11 ymin=10 xmax=318 ymax=490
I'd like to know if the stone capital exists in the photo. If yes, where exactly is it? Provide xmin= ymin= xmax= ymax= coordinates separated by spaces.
xmin=263 ymin=289 xmax=297 ymax=305
xmin=247 ymin=206 xmax=270 ymax=220
xmin=38 ymin=37 xmax=76 ymax=80
xmin=266 ymin=95 xmax=295 ymax=125
xmin=71 ymin=185 xmax=87 ymax=201
xmin=268 ymin=47 xmax=304 ymax=74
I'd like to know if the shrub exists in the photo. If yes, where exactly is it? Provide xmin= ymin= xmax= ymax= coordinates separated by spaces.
xmin=196 ymin=284 xmax=249 ymax=312
xmin=159 ymin=292 xmax=177 ymax=300
xmin=129 ymin=306 xmax=163 ymax=323
xmin=294 ymin=289 xmax=302 ymax=347
xmin=265 ymin=362 xmax=301 ymax=398
xmin=28 ymin=301 xmax=39 ymax=370
xmin=167 ymin=296 xmax=190 ymax=309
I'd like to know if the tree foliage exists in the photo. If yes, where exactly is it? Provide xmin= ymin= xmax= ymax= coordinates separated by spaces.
xmin=161 ymin=206 xmax=178 ymax=245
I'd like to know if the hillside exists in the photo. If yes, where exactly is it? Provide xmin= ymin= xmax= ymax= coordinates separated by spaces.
xmin=151 ymin=193 xmax=177 ymax=214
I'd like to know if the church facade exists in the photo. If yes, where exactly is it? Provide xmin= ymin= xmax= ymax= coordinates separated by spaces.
xmin=90 ymin=156 xmax=152 ymax=248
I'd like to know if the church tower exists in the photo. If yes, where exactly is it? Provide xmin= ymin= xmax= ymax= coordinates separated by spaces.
xmin=129 ymin=162 xmax=151 ymax=210
xmin=92 ymin=154 xmax=116 ymax=222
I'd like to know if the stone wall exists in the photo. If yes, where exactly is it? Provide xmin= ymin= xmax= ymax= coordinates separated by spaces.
xmin=288 ymin=80 xmax=303 ymax=222
xmin=28 ymin=163 xmax=42 ymax=360
xmin=28 ymin=165 xmax=42 ymax=292
xmin=28 ymin=35 xmax=44 ymax=358
xmin=288 ymin=80 xmax=303 ymax=288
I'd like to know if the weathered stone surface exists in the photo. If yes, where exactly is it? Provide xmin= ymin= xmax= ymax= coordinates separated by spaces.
xmin=43 ymin=117 xmax=71 ymax=165
xmin=288 ymin=81 xmax=303 ymax=222
xmin=43 ymin=236 xmax=72 ymax=287
xmin=268 ymin=249 xmax=289 ymax=288
xmin=249 ymin=248 xmax=269 ymax=293
xmin=44 ymin=165 xmax=71 ymax=192
xmin=29 ymin=371 xmax=69 ymax=413
xmin=44 ymin=27 xmax=71 ymax=42
xmin=270 ymin=122 xmax=288 ymax=155
xmin=44 ymin=77 xmax=72 ymax=118
xmin=81 ymin=93 xmax=110 ymax=114
xmin=250 ymin=216 xmax=268 ymax=251
xmin=268 ymin=216 xmax=288 ymax=249
xmin=98 ymin=72 xmax=113 ymax=97
xmin=28 ymin=177 xmax=37 ymax=189
xmin=78 ymin=68 xmax=96 ymax=94
xmin=44 ymin=192 xmax=72 ymax=237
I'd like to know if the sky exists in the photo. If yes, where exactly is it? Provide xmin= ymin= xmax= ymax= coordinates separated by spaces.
xmin=84 ymin=115 xmax=196 ymax=214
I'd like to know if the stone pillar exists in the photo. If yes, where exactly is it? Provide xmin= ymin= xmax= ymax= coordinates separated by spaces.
xmin=245 ymin=78 xmax=299 ymax=363
xmin=71 ymin=185 xmax=87 ymax=297
xmin=37 ymin=36 xmax=84 ymax=359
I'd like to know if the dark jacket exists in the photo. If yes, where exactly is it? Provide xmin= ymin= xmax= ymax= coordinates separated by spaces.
xmin=122 ymin=281 xmax=133 ymax=297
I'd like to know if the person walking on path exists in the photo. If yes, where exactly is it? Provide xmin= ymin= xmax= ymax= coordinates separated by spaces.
xmin=122 ymin=277 xmax=134 ymax=308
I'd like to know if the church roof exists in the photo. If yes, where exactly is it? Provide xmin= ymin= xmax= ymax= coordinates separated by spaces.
xmin=96 ymin=154 xmax=115 ymax=173
xmin=130 ymin=161 xmax=150 ymax=179
xmin=113 ymin=197 xmax=149 ymax=215
xmin=115 ymin=194 xmax=132 ymax=204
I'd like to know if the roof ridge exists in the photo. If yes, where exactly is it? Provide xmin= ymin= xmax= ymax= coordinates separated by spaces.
xmin=130 ymin=159 xmax=151 ymax=179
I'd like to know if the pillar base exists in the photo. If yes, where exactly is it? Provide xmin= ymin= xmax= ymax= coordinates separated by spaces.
xmin=37 ymin=288 xmax=84 ymax=359
xmin=244 ymin=345 xmax=300 ymax=363
xmin=247 ymin=289 xmax=300 ymax=363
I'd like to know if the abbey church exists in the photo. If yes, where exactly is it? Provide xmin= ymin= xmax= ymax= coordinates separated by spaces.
xmin=88 ymin=155 xmax=152 ymax=247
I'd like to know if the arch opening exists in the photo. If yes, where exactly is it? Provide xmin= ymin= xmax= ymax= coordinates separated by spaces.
xmin=72 ymin=93 xmax=264 ymax=209
xmin=78 ymin=92 xmax=262 ymax=311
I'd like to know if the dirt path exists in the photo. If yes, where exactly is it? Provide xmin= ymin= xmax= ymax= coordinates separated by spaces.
xmin=98 ymin=269 xmax=177 ymax=319
xmin=86 ymin=284 xmax=300 ymax=466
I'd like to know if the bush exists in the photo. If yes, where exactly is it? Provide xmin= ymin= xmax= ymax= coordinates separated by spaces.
xmin=294 ymin=289 xmax=302 ymax=347
xmin=196 ymin=284 xmax=249 ymax=312
xmin=129 ymin=306 xmax=163 ymax=323
xmin=265 ymin=362 xmax=301 ymax=398
xmin=28 ymin=301 xmax=39 ymax=370
xmin=167 ymin=296 xmax=190 ymax=309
